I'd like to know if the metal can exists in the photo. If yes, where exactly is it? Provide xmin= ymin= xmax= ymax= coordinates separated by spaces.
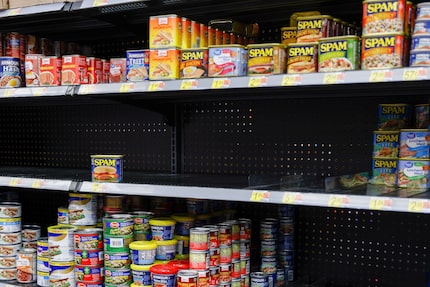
xmin=91 ymin=155 xmax=124 ymax=183
xmin=175 ymin=235 xmax=190 ymax=258
xmin=37 ymin=270 xmax=49 ymax=287
xmin=247 ymin=44 xmax=286 ymax=75
xmin=362 ymin=0 xmax=406 ymax=34
xmin=0 ymin=57 xmax=21 ymax=88
xmin=209 ymin=266 xmax=220 ymax=286
xmin=126 ymin=49 xmax=149 ymax=81
xmin=75 ymin=265 xmax=104 ymax=282
xmin=24 ymin=54 xmax=42 ymax=86
xmin=287 ymin=42 xmax=318 ymax=73
xmin=22 ymin=225 xmax=41 ymax=242
xmin=131 ymin=211 xmax=154 ymax=241
xmin=373 ymin=131 xmax=400 ymax=158
xmin=171 ymin=214 xmax=194 ymax=236
xmin=261 ymin=257 xmax=277 ymax=274
xmin=232 ymin=259 xmax=241 ymax=279
xmin=104 ymin=252 xmax=130 ymax=269
xmin=61 ymin=54 xmax=88 ymax=85
xmin=371 ymin=157 xmax=398 ymax=186
xmin=250 ymin=272 xmax=268 ymax=287
xmin=37 ymin=257 xmax=50 ymax=272
xmin=416 ymin=2 xmax=430 ymax=21
xmin=104 ymin=195 xmax=125 ymax=213
xmin=240 ymin=240 xmax=251 ymax=259
xmin=131 ymin=263 xmax=152 ymax=286
xmin=0 ymin=267 xmax=16 ymax=280
xmin=399 ymin=129 xmax=430 ymax=158
xmin=190 ymin=227 xmax=210 ymax=251
xmin=378 ymin=104 xmax=411 ymax=131
xmin=218 ymin=223 xmax=232 ymax=246
xmin=0 ymin=202 xmax=21 ymax=218
xmin=74 ymin=228 xmax=103 ymax=250
xmin=5 ymin=32 xmax=21 ymax=58
xmin=240 ymin=258 xmax=250 ymax=275
xmin=0 ymin=217 xmax=21 ymax=233
xmin=238 ymin=219 xmax=252 ymax=241
xmin=39 ymin=56 xmax=62 ymax=86
xmin=87 ymin=57 xmax=102 ymax=84
xmin=48 ymin=225 xmax=77 ymax=262
xmin=104 ymin=268 xmax=132 ymax=286
xmin=49 ymin=261 xmax=75 ymax=287
xmin=278 ymin=234 xmax=295 ymax=250
xmin=149 ymin=48 xmax=181 ymax=80
xmin=219 ymin=263 xmax=232 ymax=284
xmin=281 ymin=27 xmax=297 ymax=45
xmin=416 ymin=104 xmax=430 ymax=129
xmin=37 ymin=238 xmax=49 ymax=257
xmin=209 ymin=247 xmax=220 ymax=267
xmin=155 ymin=239 xmax=177 ymax=261
xmin=180 ymin=48 xmax=208 ymax=78
xmin=103 ymin=234 xmax=133 ymax=252
xmin=75 ymin=249 xmax=104 ymax=266
xmin=0 ymin=244 xmax=20 ymax=256
xmin=203 ymin=225 xmax=220 ymax=249
xmin=0 ymin=232 xmax=21 ymax=245
xmin=177 ymin=270 xmax=198 ymax=287
xmin=190 ymin=250 xmax=209 ymax=270
xmin=260 ymin=219 xmax=278 ymax=240
xmin=241 ymin=274 xmax=250 ymax=287
xmin=149 ymin=264 xmax=178 ymax=287
xmin=197 ymin=269 xmax=209 ymax=287
xmin=261 ymin=240 xmax=277 ymax=257
xmin=397 ymin=158 xmax=430 ymax=188
xmin=103 ymin=214 xmax=134 ymax=236
xmin=220 ymin=244 xmax=232 ymax=264
xmin=149 ymin=14 xmax=182 ymax=49
xmin=361 ymin=33 xmax=404 ymax=70
xmin=208 ymin=45 xmax=248 ymax=77
xmin=318 ymin=36 xmax=360 ymax=72
xmin=278 ymin=250 xmax=295 ymax=267
xmin=0 ymin=255 xmax=16 ymax=268
xmin=296 ymin=15 xmax=333 ymax=43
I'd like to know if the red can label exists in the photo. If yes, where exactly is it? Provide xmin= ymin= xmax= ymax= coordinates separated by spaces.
xmin=62 ymin=55 xmax=88 ymax=85
xmin=87 ymin=57 xmax=102 ymax=84
xmin=39 ymin=56 xmax=62 ymax=86
xmin=75 ymin=250 xmax=103 ymax=266
xmin=25 ymin=54 xmax=42 ymax=86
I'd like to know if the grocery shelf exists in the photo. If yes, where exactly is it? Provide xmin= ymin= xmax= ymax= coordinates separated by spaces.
xmin=0 ymin=2 xmax=66 ymax=18
xmin=0 ymin=86 xmax=75 ymax=99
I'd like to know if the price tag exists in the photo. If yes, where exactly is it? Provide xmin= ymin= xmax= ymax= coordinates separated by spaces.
xmin=80 ymin=84 xmax=97 ymax=95
xmin=369 ymin=197 xmax=393 ymax=210
xmin=369 ymin=70 xmax=393 ymax=82
xmin=250 ymin=191 xmax=270 ymax=202
xmin=402 ymin=68 xmax=428 ymax=81
xmin=93 ymin=0 xmax=108 ymax=6
xmin=148 ymin=81 xmax=165 ymax=92
xmin=322 ymin=72 xmax=345 ymax=85
xmin=328 ymin=195 xmax=350 ymax=208
xmin=3 ymin=89 xmax=16 ymax=98
xmin=180 ymin=79 xmax=198 ymax=90
xmin=248 ymin=76 xmax=268 ymax=88
xmin=211 ymin=78 xmax=231 ymax=89
xmin=282 ymin=192 xmax=303 ymax=204
xmin=282 ymin=75 xmax=302 ymax=86
xmin=408 ymin=199 xmax=430 ymax=213
xmin=119 ymin=83 xmax=135 ymax=93
xmin=7 ymin=8 xmax=21 ymax=16
xmin=31 ymin=180 xmax=45 ymax=189
xmin=9 ymin=178 xmax=21 ymax=187
xmin=32 ymin=87 xmax=47 ymax=97
xmin=92 ymin=183 xmax=107 ymax=193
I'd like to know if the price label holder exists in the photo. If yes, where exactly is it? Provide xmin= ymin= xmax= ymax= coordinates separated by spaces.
xmin=7 ymin=8 xmax=22 ymax=16
xmin=322 ymin=72 xmax=345 ymax=85
xmin=148 ymin=81 xmax=165 ymax=92
xmin=9 ymin=178 xmax=22 ymax=187
xmin=328 ymin=195 xmax=350 ymax=208
xmin=80 ymin=84 xmax=97 ymax=95
xmin=248 ymin=76 xmax=268 ymax=88
xmin=282 ymin=192 xmax=303 ymax=204
xmin=31 ymin=180 xmax=45 ymax=189
xmin=408 ymin=199 xmax=430 ymax=213
xmin=3 ymin=89 xmax=16 ymax=98
xmin=211 ymin=78 xmax=231 ymax=89
xmin=93 ymin=0 xmax=108 ymax=6
xmin=180 ymin=79 xmax=198 ymax=90
xmin=282 ymin=75 xmax=302 ymax=86
xmin=369 ymin=197 xmax=393 ymax=210
xmin=369 ymin=70 xmax=393 ymax=82
xmin=402 ymin=68 xmax=429 ymax=81
xmin=92 ymin=183 xmax=108 ymax=193
xmin=119 ymin=83 xmax=135 ymax=93
xmin=250 ymin=191 xmax=271 ymax=202
xmin=32 ymin=87 xmax=47 ymax=97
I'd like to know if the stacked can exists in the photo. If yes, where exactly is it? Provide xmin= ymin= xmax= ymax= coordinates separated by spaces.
xmin=129 ymin=240 xmax=157 ymax=286
xmin=57 ymin=207 xmax=69 ymax=225
xmin=37 ymin=238 xmax=50 ymax=287
xmin=131 ymin=211 xmax=154 ymax=241
xmin=187 ymin=199 xmax=212 ymax=226
xmin=74 ymin=228 xmax=104 ymax=287
xmin=260 ymin=218 xmax=278 ymax=287
xmin=216 ymin=222 xmax=233 ymax=287
xmin=278 ymin=205 xmax=296 ymax=284
xmin=104 ymin=195 xmax=126 ymax=216
xmin=16 ymin=248 xmax=37 ymax=283
xmin=149 ymin=217 xmax=177 ymax=264
xmin=21 ymin=225 xmax=41 ymax=249
xmin=171 ymin=213 xmax=194 ymax=260
xmin=189 ymin=227 xmax=211 ymax=287
xmin=0 ymin=202 xmax=22 ymax=281
xmin=238 ymin=218 xmax=252 ymax=287
xmin=103 ymin=214 xmax=134 ymax=287
xmin=48 ymin=225 xmax=78 ymax=287
xmin=410 ymin=2 xmax=430 ymax=67
xmin=202 ymin=225 xmax=219 ymax=287
xmin=68 ymin=193 xmax=98 ymax=228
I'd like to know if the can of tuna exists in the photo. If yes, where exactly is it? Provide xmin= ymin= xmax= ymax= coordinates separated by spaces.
xmin=177 ymin=270 xmax=198 ymax=287
xmin=37 ymin=238 xmax=49 ymax=257
xmin=69 ymin=193 xmax=98 ymax=226
xmin=203 ymin=225 xmax=219 ymax=249
xmin=75 ymin=249 xmax=103 ymax=266
xmin=58 ymin=207 xmax=69 ymax=225
xmin=21 ymin=225 xmax=40 ymax=242
xmin=0 ymin=232 xmax=21 ymax=245
xmin=0 ymin=57 xmax=22 ymax=88
xmin=278 ymin=234 xmax=294 ymax=250
xmin=104 ymin=234 xmax=133 ymax=252
xmin=189 ymin=249 xmax=209 ymax=270
xmin=155 ymin=239 xmax=177 ymax=261
xmin=197 ymin=269 xmax=209 ymax=287
xmin=150 ymin=264 xmax=178 ymax=287
xmin=175 ymin=235 xmax=190 ymax=258
xmin=131 ymin=263 xmax=152 ymax=286
xmin=218 ymin=224 xmax=232 ymax=246
xmin=240 ymin=240 xmax=251 ymax=259
xmin=0 ymin=202 xmax=21 ymax=218
xmin=0 ymin=255 xmax=16 ymax=268
xmin=48 ymin=225 xmax=77 ymax=262
xmin=260 ymin=219 xmax=278 ymax=240
xmin=219 ymin=263 xmax=232 ymax=283
xmin=37 ymin=270 xmax=49 ymax=287
xmin=74 ymin=228 xmax=103 ymax=250
xmin=149 ymin=217 xmax=176 ymax=241
xmin=37 ymin=257 xmax=50 ymax=272
xmin=399 ymin=129 xmax=430 ymax=158
xmin=75 ymin=265 xmax=104 ymax=282
xmin=261 ymin=240 xmax=277 ymax=257
xmin=104 ymin=195 xmax=126 ymax=213
xmin=103 ymin=214 xmax=134 ymax=236
xmin=240 ymin=258 xmax=250 ymax=275
xmin=238 ymin=218 xmax=251 ymax=241
xmin=250 ymin=272 xmax=268 ymax=287
xmin=190 ymin=227 xmax=210 ymax=251
xmin=278 ymin=250 xmax=294 ymax=267
xmin=0 ymin=244 xmax=21 ymax=256
xmin=209 ymin=247 xmax=220 ymax=267
xmin=209 ymin=266 xmax=220 ymax=286
xmin=104 ymin=252 xmax=130 ymax=269
xmin=104 ymin=267 xmax=131 ymax=286
xmin=130 ymin=211 xmax=154 ymax=241
xmin=220 ymin=244 xmax=232 ymax=264
xmin=232 ymin=259 xmax=241 ymax=279
xmin=130 ymin=240 xmax=157 ymax=265
xmin=49 ymin=261 xmax=75 ymax=287
xmin=241 ymin=274 xmax=250 ymax=287
xmin=261 ymin=257 xmax=277 ymax=274
xmin=16 ymin=248 xmax=36 ymax=283
xmin=0 ymin=217 xmax=21 ymax=233
xmin=171 ymin=214 xmax=195 ymax=236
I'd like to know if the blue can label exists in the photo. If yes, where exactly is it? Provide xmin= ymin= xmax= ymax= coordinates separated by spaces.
xmin=152 ymin=273 xmax=176 ymax=287
xmin=0 ymin=57 xmax=21 ymax=88
xmin=126 ymin=50 xmax=149 ymax=81
xmin=151 ymin=225 xmax=174 ymax=241
xmin=131 ymin=269 xmax=151 ymax=286
xmin=400 ymin=130 xmax=430 ymax=158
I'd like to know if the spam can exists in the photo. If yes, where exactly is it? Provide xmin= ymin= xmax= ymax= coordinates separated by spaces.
xmin=397 ymin=158 xmax=430 ymax=188
xmin=361 ymin=33 xmax=404 ymax=70
xmin=126 ymin=49 xmax=149 ymax=81
xmin=296 ymin=15 xmax=333 ymax=43
xmin=373 ymin=131 xmax=400 ymax=157
xmin=399 ymin=129 xmax=430 ymax=158
xmin=287 ymin=42 xmax=318 ymax=73
xmin=91 ymin=155 xmax=123 ymax=182
xmin=371 ymin=157 xmax=398 ymax=186
xmin=281 ymin=27 xmax=297 ymax=45
xmin=247 ymin=43 xmax=286 ymax=75
xmin=318 ymin=36 xmax=360 ymax=72
xmin=378 ymin=104 xmax=411 ymax=131
xmin=208 ymin=45 xmax=248 ymax=77
xmin=180 ymin=48 xmax=208 ymax=78
xmin=0 ymin=57 xmax=21 ymax=88
xmin=0 ymin=202 xmax=21 ymax=218
xmin=416 ymin=104 xmax=429 ymax=129
xmin=362 ymin=0 xmax=406 ymax=34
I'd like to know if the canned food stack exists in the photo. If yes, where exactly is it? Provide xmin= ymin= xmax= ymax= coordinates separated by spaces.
xmin=202 ymin=224 xmax=220 ymax=287
xmin=57 ymin=207 xmax=69 ymax=225
xmin=238 ymin=218 xmax=252 ymax=287
xmin=103 ymin=214 xmax=134 ymax=286
xmin=129 ymin=240 xmax=157 ymax=286
xmin=37 ymin=238 xmax=50 ymax=287
xmin=171 ymin=213 xmax=194 ymax=260
xmin=259 ymin=218 xmax=278 ymax=287
xmin=410 ymin=2 xmax=430 ymax=66
xmin=278 ymin=214 xmax=295 ymax=285
xmin=47 ymin=224 xmax=78 ymax=287
xmin=131 ymin=211 xmax=154 ymax=241
xmin=361 ymin=0 xmax=412 ymax=70
xmin=0 ymin=202 xmax=22 ymax=281
xmin=217 ymin=222 xmax=234 ymax=287
xmin=149 ymin=217 xmax=177 ymax=263
xmin=189 ymin=227 xmax=211 ymax=286
xmin=74 ymin=228 xmax=104 ymax=287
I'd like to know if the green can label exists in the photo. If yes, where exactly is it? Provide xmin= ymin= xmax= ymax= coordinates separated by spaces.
xmin=318 ymin=36 xmax=359 ymax=72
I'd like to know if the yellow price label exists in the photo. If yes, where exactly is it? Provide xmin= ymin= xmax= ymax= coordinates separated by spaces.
xmin=403 ymin=69 xmax=419 ymax=81
xmin=282 ymin=192 xmax=302 ymax=204
xmin=408 ymin=199 xmax=425 ymax=212
xmin=32 ymin=87 xmax=47 ymax=97
xmin=180 ymin=80 xmax=198 ymax=90
xmin=3 ymin=89 xmax=16 ymax=98
xmin=369 ymin=70 xmax=392 ymax=82
xmin=148 ymin=81 xmax=165 ymax=92
xmin=9 ymin=178 xmax=21 ymax=187
xmin=7 ymin=8 xmax=21 ymax=16
xmin=31 ymin=180 xmax=45 ymax=189
xmin=323 ymin=73 xmax=344 ymax=85
xmin=369 ymin=197 xmax=392 ymax=210
xmin=248 ymin=76 xmax=268 ymax=88
xmin=282 ymin=75 xmax=301 ymax=86
xmin=80 ymin=84 xmax=97 ymax=95
xmin=92 ymin=183 xmax=106 ymax=193
xmin=250 ymin=191 xmax=270 ymax=202
xmin=119 ymin=83 xmax=135 ymax=93
xmin=93 ymin=0 xmax=108 ymax=6
xmin=211 ymin=78 xmax=231 ymax=89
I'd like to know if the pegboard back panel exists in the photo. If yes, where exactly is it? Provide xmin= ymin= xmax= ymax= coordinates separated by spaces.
xmin=0 ymin=103 xmax=172 ymax=174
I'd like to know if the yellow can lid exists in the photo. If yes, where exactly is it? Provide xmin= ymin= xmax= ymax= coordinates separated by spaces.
xmin=156 ymin=239 xmax=178 ymax=246
xmin=129 ymin=240 xmax=157 ymax=250
xmin=149 ymin=217 xmax=176 ymax=226
xmin=171 ymin=214 xmax=195 ymax=222
xmin=131 ymin=263 xmax=153 ymax=272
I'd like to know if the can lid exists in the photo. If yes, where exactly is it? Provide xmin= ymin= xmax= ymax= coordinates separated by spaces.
xmin=149 ymin=217 xmax=176 ymax=226
xmin=130 ymin=240 xmax=157 ymax=250
xmin=150 ymin=263 xmax=179 ymax=274
xmin=155 ymin=239 xmax=178 ymax=246
xmin=131 ymin=263 xmax=153 ymax=271
xmin=171 ymin=214 xmax=195 ymax=222
xmin=168 ymin=259 xmax=190 ymax=270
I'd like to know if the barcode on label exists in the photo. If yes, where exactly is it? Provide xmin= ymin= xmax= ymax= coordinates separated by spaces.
xmin=109 ymin=238 xmax=124 ymax=248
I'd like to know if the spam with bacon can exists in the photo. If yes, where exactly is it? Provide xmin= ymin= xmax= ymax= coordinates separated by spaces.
xmin=362 ymin=0 xmax=406 ymax=35
xmin=247 ymin=43 xmax=286 ymax=75
xmin=287 ymin=42 xmax=318 ymax=73
xmin=361 ymin=33 xmax=404 ymax=70
xmin=180 ymin=48 xmax=208 ymax=78
xmin=318 ymin=36 xmax=360 ymax=72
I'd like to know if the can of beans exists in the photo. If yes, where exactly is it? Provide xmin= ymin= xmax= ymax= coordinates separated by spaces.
xmin=16 ymin=248 xmax=36 ymax=283
xmin=177 ymin=270 xmax=198 ymax=287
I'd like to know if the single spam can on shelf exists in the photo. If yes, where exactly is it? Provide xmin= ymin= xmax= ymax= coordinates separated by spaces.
xmin=104 ymin=234 xmax=133 ymax=252
xmin=0 ymin=57 xmax=22 ymax=88
xmin=104 ymin=252 xmax=130 ymax=269
xmin=0 ymin=217 xmax=21 ymax=233
xmin=0 ymin=202 xmax=21 ymax=218
xmin=361 ymin=33 xmax=404 ymax=70
xmin=103 ymin=214 xmax=134 ymax=236
xmin=149 ymin=217 xmax=176 ymax=241
xmin=208 ymin=45 xmax=248 ymax=77
xmin=131 ymin=211 xmax=154 ymax=241
xmin=399 ymin=129 xmax=430 ymax=158
xmin=180 ymin=48 xmax=208 ymax=78
xmin=397 ymin=158 xmax=430 ymax=188
xmin=126 ymin=49 xmax=149 ymax=81
xmin=68 ymin=193 xmax=98 ymax=226
xmin=104 ymin=267 xmax=132 ymax=286
xmin=371 ymin=157 xmax=398 ymax=186
xmin=91 ymin=155 xmax=123 ymax=183
xmin=247 ymin=43 xmax=286 ymax=75
xmin=378 ymin=104 xmax=411 ymax=131
xmin=286 ymin=42 xmax=318 ymax=73
xmin=22 ymin=225 xmax=40 ymax=242
xmin=75 ymin=249 xmax=103 ymax=266
xmin=0 ymin=232 xmax=21 ymax=245
xmin=373 ymin=131 xmax=400 ymax=158
xmin=362 ymin=0 xmax=406 ymax=34
xmin=281 ymin=27 xmax=297 ymax=45
xmin=318 ymin=36 xmax=360 ymax=72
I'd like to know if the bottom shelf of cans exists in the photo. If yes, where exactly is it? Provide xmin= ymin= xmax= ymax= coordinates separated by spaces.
xmin=0 ymin=194 xmax=296 ymax=287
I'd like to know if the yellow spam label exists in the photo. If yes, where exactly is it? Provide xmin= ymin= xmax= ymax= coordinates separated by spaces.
xmin=374 ymin=133 xmax=399 ymax=143
xmin=364 ymin=36 xmax=396 ymax=49
xmin=282 ymin=28 xmax=297 ymax=41
xmin=318 ymin=37 xmax=359 ymax=71
xmin=182 ymin=50 xmax=205 ymax=61
xmin=248 ymin=45 xmax=285 ymax=75
xmin=366 ymin=1 xmax=399 ymax=15
xmin=380 ymin=104 xmax=408 ymax=114
xmin=288 ymin=45 xmax=315 ymax=57
xmin=180 ymin=49 xmax=208 ymax=78
xmin=248 ymin=47 xmax=274 ymax=67
xmin=287 ymin=43 xmax=317 ymax=73
xmin=372 ymin=158 xmax=397 ymax=168
xmin=361 ymin=34 xmax=403 ymax=69
xmin=298 ymin=19 xmax=323 ymax=30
